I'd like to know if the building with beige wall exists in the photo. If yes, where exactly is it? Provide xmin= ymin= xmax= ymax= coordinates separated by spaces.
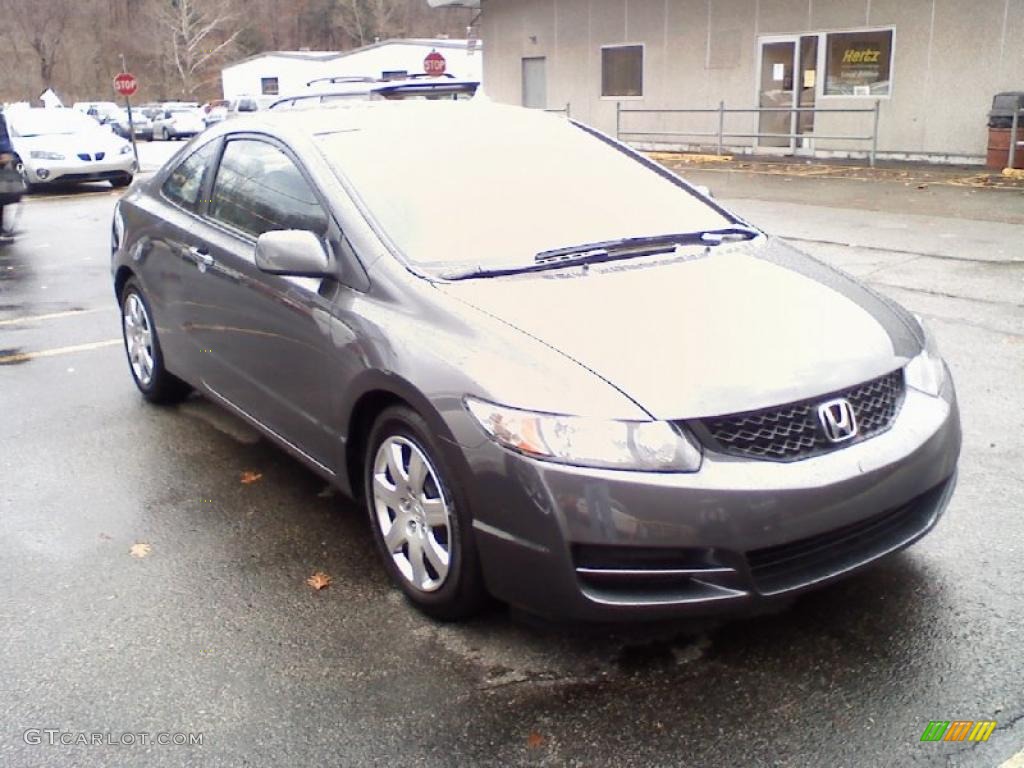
xmin=447 ymin=0 xmax=1024 ymax=163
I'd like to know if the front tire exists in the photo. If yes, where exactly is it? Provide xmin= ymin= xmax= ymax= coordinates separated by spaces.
xmin=365 ymin=406 xmax=486 ymax=620
xmin=120 ymin=279 xmax=190 ymax=404
xmin=110 ymin=174 xmax=133 ymax=189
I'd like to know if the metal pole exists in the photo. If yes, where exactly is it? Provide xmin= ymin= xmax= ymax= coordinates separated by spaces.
xmin=1009 ymin=108 xmax=1020 ymax=170
xmin=615 ymin=101 xmax=621 ymax=140
xmin=120 ymin=53 xmax=139 ymax=171
xmin=717 ymin=100 xmax=724 ymax=155
xmin=870 ymin=99 xmax=880 ymax=167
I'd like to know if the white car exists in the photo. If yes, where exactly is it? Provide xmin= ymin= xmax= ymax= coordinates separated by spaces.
xmin=151 ymin=107 xmax=206 ymax=140
xmin=7 ymin=107 xmax=136 ymax=189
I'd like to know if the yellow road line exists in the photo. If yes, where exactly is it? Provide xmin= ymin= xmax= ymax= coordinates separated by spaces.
xmin=0 ymin=339 xmax=120 ymax=364
xmin=0 ymin=307 xmax=107 ymax=326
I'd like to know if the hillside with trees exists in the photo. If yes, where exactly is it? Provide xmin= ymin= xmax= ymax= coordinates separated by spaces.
xmin=0 ymin=0 xmax=475 ymax=104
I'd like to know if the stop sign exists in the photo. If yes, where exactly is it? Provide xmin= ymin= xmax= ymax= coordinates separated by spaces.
xmin=113 ymin=72 xmax=138 ymax=97
xmin=424 ymin=51 xmax=446 ymax=77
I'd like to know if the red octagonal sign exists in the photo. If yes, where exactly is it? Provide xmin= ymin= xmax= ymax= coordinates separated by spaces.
xmin=113 ymin=72 xmax=138 ymax=97
xmin=423 ymin=51 xmax=446 ymax=77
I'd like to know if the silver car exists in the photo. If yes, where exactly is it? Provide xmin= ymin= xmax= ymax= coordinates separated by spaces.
xmin=110 ymin=102 xmax=960 ymax=621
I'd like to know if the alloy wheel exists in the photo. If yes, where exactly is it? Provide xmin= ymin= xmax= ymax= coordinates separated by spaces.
xmin=122 ymin=292 xmax=154 ymax=387
xmin=371 ymin=436 xmax=452 ymax=592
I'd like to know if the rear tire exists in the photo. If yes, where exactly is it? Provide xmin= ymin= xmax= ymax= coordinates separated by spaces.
xmin=120 ymin=279 xmax=190 ymax=404
xmin=365 ymin=405 xmax=486 ymax=620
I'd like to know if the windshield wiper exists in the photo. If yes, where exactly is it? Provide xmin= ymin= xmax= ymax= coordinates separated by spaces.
xmin=533 ymin=227 xmax=759 ymax=264
xmin=437 ymin=226 xmax=760 ymax=280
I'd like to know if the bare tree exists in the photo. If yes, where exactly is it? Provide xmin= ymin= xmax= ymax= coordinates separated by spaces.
xmin=333 ymin=0 xmax=404 ymax=47
xmin=0 ymin=0 xmax=77 ymax=88
xmin=154 ymin=0 xmax=241 ymax=98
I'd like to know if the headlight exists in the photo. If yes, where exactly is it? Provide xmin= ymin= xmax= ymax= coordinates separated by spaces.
xmin=119 ymin=145 xmax=133 ymax=155
xmin=29 ymin=150 xmax=64 ymax=160
xmin=465 ymin=397 xmax=702 ymax=472
xmin=904 ymin=316 xmax=947 ymax=397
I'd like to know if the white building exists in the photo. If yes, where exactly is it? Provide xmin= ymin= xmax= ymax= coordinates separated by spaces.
xmin=221 ymin=39 xmax=483 ymax=102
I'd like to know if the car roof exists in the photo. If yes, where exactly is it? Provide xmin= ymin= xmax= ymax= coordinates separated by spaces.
xmin=272 ymin=77 xmax=480 ymax=107
xmin=218 ymin=100 xmax=566 ymax=146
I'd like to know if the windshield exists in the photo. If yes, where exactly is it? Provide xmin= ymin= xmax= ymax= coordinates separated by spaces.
xmin=11 ymin=110 xmax=101 ymax=137
xmin=316 ymin=105 xmax=730 ymax=273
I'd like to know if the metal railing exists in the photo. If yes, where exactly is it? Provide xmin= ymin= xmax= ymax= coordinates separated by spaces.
xmin=615 ymin=100 xmax=883 ymax=167
xmin=543 ymin=102 xmax=571 ymax=118
xmin=1009 ymin=108 xmax=1024 ymax=169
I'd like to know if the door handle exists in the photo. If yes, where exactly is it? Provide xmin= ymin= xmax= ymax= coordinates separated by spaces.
xmin=188 ymin=246 xmax=215 ymax=272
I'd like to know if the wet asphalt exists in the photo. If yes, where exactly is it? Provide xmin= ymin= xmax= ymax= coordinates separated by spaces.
xmin=0 ymin=161 xmax=1022 ymax=767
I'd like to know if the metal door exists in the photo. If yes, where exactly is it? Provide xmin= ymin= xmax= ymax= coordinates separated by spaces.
xmin=522 ymin=57 xmax=547 ymax=109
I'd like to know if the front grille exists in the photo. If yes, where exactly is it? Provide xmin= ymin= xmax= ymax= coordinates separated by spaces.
xmin=694 ymin=370 xmax=905 ymax=462
xmin=77 ymin=153 xmax=91 ymax=161
xmin=747 ymin=479 xmax=951 ymax=594
xmin=95 ymin=151 xmax=106 ymax=161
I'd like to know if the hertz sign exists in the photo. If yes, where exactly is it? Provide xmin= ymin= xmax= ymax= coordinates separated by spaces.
xmin=842 ymin=47 xmax=882 ymax=64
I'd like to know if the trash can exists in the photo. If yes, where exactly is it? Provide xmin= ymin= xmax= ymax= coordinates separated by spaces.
xmin=986 ymin=92 xmax=1024 ymax=169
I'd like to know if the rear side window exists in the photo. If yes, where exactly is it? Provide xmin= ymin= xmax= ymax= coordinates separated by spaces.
xmin=208 ymin=139 xmax=327 ymax=239
xmin=162 ymin=141 xmax=219 ymax=211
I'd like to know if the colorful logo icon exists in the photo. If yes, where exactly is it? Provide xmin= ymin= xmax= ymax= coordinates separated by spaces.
xmin=920 ymin=721 xmax=997 ymax=742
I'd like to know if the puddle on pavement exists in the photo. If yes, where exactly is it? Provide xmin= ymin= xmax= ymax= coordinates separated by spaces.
xmin=415 ymin=616 xmax=717 ymax=691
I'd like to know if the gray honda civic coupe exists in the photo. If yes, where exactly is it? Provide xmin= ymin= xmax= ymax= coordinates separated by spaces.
xmin=111 ymin=101 xmax=960 ymax=621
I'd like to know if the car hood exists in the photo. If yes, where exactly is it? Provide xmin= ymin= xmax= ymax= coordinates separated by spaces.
xmin=14 ymin=132 xmax=126 ymax=155
xmin=436 ymin=237 xmax=922 ymax=419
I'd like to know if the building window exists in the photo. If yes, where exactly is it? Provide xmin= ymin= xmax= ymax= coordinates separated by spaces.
xmin=260 ymin=77 xmax=280 ymax=96
xmin=601 ymin=45 xmax=643 ymax=98
xmin=824 ymin=30 xmax=893 ymax=96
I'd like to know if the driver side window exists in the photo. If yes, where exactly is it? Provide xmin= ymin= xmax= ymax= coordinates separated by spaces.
xmin=207 ymin=139 xmax=328 ymax=239
xmin=162 ymin=140 xmax=218 ymax=212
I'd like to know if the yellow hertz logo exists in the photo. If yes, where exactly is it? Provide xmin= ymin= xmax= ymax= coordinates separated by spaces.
xmin=921 ymin=720 xmax=997 ymax=742
xmin=842 ymin=47 xmax=881 ymax=64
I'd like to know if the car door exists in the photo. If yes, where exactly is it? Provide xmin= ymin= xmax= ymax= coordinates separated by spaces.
xmin=188 ymin=136 xmax=339 ymax=469
xmin=141 ymin=138 xmax=222 ymax=376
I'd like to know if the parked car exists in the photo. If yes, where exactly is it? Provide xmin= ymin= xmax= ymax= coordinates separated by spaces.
xmin=224 ymin=95 xmax=276 ymax=118
xmin=202 ymin=100 xmax=229 ymax=127
xmin=9 ymin=107 xmax=135 ymax=188
xmin=152 ymin=107 xmax=206 ymax=140
xmin=268 ymin=78 xmax=480 ymax=110
xmin=110 ymin=102 xmax=960 ymax=621
xmin=73 ymin=101 xmax=153 ymax=141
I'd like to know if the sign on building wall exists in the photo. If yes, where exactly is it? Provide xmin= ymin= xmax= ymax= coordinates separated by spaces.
xmin=824 ymin=30 xmax=893 ymax=96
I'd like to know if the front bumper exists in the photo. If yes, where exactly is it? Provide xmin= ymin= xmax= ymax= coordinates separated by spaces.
xmin=25 ymin=155 xmax=135 ymax=185
xmin=457 ymin=383 xmax=961 ymax=621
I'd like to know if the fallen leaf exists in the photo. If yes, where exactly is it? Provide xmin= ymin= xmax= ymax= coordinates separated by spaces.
xmin=98 ymin=532 xmax=113 ymax=541
xmin=306 ymin=571 xmax=332 ymax=590
xmin=129 ymin=542 xmax=151 ymax=559
xmin=527 ymin=732 xmax=545 ymax=749
xmin=240 ymin=471 xmax=263 ymax=485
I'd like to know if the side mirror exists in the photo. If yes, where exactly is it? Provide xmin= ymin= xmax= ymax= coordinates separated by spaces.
xmin=255 ymin=230 xmax=331 ymax=277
